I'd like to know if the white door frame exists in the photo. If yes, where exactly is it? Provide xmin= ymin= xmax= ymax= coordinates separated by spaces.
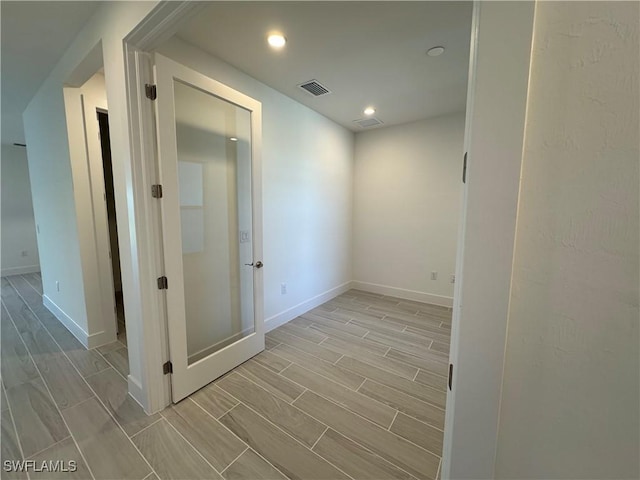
xmin=121 ymin=1 xmax=535 ymax=475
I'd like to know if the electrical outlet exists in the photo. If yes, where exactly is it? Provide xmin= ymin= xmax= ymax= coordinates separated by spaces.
xmin=281 ymin=283 xmax=287 ymax=295
xmin=56 ymin=281 xmax=60 ymax=292
xmin=20 ymin=250 xmax=28 ymax=257
xmin=450 ymin=274 xmax=456 ymax=284
xmin=431 ymin=271 xmax=438 ymax=281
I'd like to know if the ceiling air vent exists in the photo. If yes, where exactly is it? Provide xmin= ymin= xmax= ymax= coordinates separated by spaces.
xmin=353 ymin=117 xmax=384 ymax=128
xmin=298 ymin=79 xmax=331 ymax=97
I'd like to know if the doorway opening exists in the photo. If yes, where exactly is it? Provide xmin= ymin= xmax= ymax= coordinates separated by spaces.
xmin=97 ymin=110 xmax=127 ymax=346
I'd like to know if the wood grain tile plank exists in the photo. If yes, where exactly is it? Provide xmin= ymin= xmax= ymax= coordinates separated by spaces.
xmin=321 ymin=334 xmax=388 ymax=357
xmin=97 ymin=341 xmax=124 ymax=355
xmin=338 ymin=357 xmax=445 ymax=408
xmin=191 ymin=384 xmax=238 ymax=419
xmin=313 ymin=428 xmax=414 ymax=480
xmin=415 ymin=370 xmax=448 ymax=391
xmin=429 ymin=341 xmax=450 ymax=356
xmin=390 ymin=412 xmax=443 ymax=456
xmin=288 ymin=316 xmax=313 ymax=328
xmin=364 ymin=333 xmax=433 ymax=358
xmin=1 ymin=304 xmax=39 ymax=389
xmin=63 ymin=397 xmax=150 ymax=479
xmin=349 ymin=316 xmax=406 ymax=334
xmin=4 ymin=277 xmax=49 ymax=321
xmin=217 ymin=373 xmax=324 ymax=448
xmin=308 ymin=322 xmax=367 ymax=343
xmin=302 ymin=313 xmax=368 ymax=336
xmin=272 ymin=344 xmax=365 ymax=390
xmin=163 ymin=399 xmax=246 ymax=472
xmin=1 ymin=283 xmax=42 ymax=335
xmin=28 ymin=436 xmax=92 ymax=479
xmin=366 ymin=302 xmax=420 ymax=315
xmin=266 ymin=329 xmax=341 ymax=363
xmin=339 ymin=351 xmax=418 ymax=380
xmin=219 ymin=403 xmax=349 ymax=480
xmin=385 ymin=349 xmax=448 ymax=376
xmin=1 ymin=408 xmax=27 ymax=479
xmin=7 ymin=378 xmax=69 ymax=458
xmin=19 ymin=325 xmax=93 ymax=410
xmin=294 ymin=391 xmax=439 ymax=480
xmin=86 ymin=368 xmax=160 ymax=436
xmin=103 ymin=346 xmax=129 ymax=378
xmin=404 ymin=325 xmax=451 ymax=344
xmin=21 ymin=274 xmax=43 ymax=295
xmin=44 ymin=321 xmax=110 ymax=378
xmin=264 ymin=337 xmax=280 ymax=351
xmin=307 ymin=308 xmax=353 ymax=323
xmin=358 ymin=380 xmax=445 ymax=430
xmin=236 ymin=360 xmax=304 ymax=403
xmin=335 ymin=308 xmax=386 ymax=321
xmin=365 ymin=328 xmax=432 ymax=350
xmin=1 ymin=382 xmax=8 ymax=411
xmin=367 ymin=309 xmax=442 ymax=330
xmin=281 ymin=363 xmax=396 ymax=428
xmin=250 ymin=351 xmax=291 ymax=373
xmin=222 ymin=449 xmax=286 ymax=480
xmin=132 ymin=419 xmax=220 ymax=479
xmin=278 ymin=323 xmax=327 ymax=344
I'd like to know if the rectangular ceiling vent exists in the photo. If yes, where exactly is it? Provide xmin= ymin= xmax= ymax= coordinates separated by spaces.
xmin=298 ymin=79 xmax=331 ymax=97
xmin=353 ymin=117 xmax=384 ymax=128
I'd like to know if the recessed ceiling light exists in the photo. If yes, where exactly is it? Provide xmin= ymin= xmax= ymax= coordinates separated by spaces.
xmin=229 ymin=137 xmax=238 ymax=142
xmin=364 ymin=107 xmax=376 ymax=116
xmin=267 ymin=33 xmax=287 ymax=49
xmin=427 ymin=46 xmax=445 ymax=57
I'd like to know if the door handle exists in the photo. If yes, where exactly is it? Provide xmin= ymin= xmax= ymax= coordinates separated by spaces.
xmin=244 ymin=261 xmax=263 ymax=268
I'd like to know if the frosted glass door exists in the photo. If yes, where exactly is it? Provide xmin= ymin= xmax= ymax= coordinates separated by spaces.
xmin=174 ymin=81 xmax=254 ymax=364
xmin=155 ymin=54 xmax=263 ymax=401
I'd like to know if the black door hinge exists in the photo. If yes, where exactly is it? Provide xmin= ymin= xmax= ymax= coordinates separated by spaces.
xmin=448 ymin=363 xmax=453 ymax=390
xmin=145 ymin=84 xmax=157 ymax=100
xmin=157 ymin=276 xmax=168 ymax=290
xmin=163 ymin=361 xmax=173 ymax=374
xmin=151 ymin=184 xmax=163 ymax=198
xmin=462 ymin=152 xmax=468 ymax=183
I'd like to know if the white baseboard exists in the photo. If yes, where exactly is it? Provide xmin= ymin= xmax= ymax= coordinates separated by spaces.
xmin=43 ymin=294 xmax=91 ymax=348
xmin=351 ymin=281 xmax=453 ymax=307
xmin=128 ymin=375 xmax=147 ymax=412
xmin=265 ymin=281 xmax=353 ymax=332
xmin=1 ymin=265 xmax=40 ymax=277
xmin=86 ymin=329 xmax=117 ymax=350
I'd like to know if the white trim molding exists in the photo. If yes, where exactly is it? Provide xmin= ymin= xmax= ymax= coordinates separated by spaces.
xmin=265 ymin=281 xmax=353 ymax=332
xmin=43 ymin=294 xmax=117 ymax=349
xmin=42 ymin=294 xmax=90 ymax=348
xmin=352 ymin=281 xmax=454 ymax=308
xmin=127 ymin=375 xmax=146 ymax=409
xmin=1 ymin=265 xmax=40 ymax=277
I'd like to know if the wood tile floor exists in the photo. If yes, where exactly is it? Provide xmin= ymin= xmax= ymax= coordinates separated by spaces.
xmin=1 ymin=275 xmax=451 ymax=480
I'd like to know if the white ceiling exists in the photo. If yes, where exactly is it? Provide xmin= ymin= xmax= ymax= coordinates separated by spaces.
xmin=1 ymin=1 xmax=101 ymax=144
xmin=176 ymin=2 xmax=472 ymax=131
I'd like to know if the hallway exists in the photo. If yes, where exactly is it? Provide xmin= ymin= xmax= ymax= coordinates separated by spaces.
xmin=1 ymin=276 xmax=450 ymax=479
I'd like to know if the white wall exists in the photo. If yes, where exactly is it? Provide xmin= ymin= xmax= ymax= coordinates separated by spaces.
xmin=442 ymin=2 xmax=535 ymax=478
xmin=156 ymin=37 xmax=355 ymax=331
xmin=23 ymin=1 xmax=160 ymax=409
xmin=495 ymin=2 xmax=639 ymax=478
xmin=61 ymin=71 xmax=117 ymax=347
xmin=352 ymin=113 xmax=464 ymax=305
xmin=1 ymin=144 xmax=40 ymax=276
